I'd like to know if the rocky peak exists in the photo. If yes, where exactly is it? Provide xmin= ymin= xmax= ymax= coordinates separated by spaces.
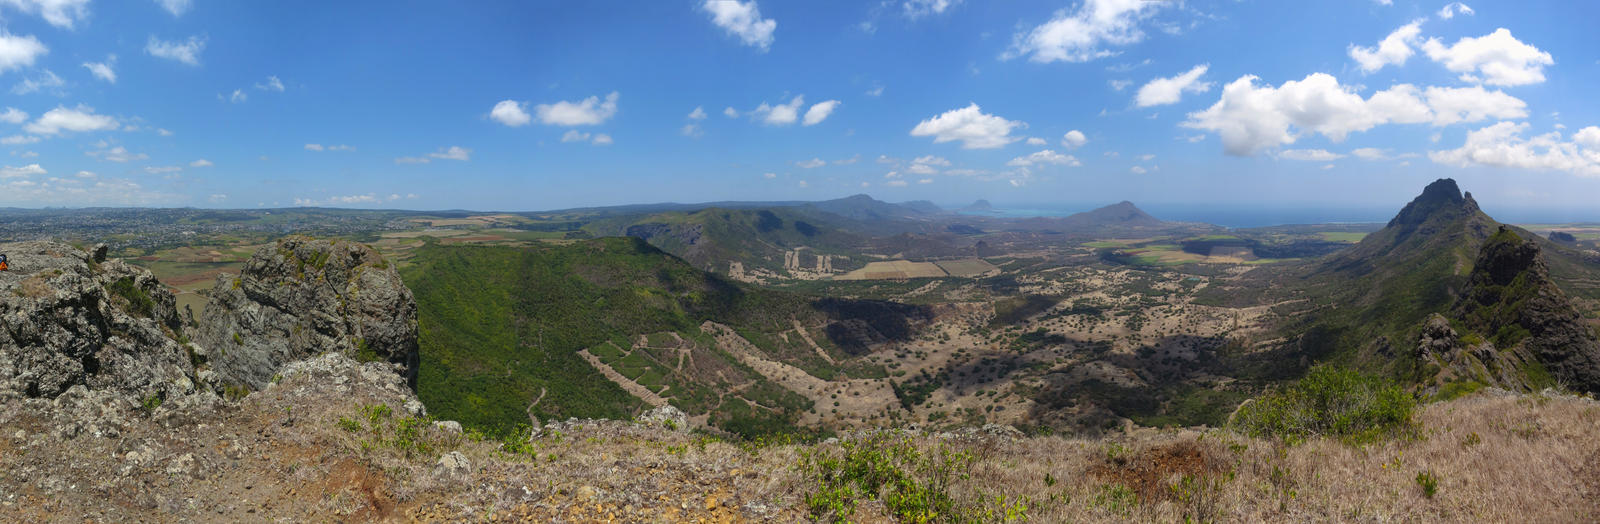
xmin=1387 ymin=178 xmax=1467 ymax=229
xmin=196 ymin=236 xmax=418 ymax=391
xmin=1453 ymin=227 xmax=1600 ymax=393
xmin=0 ymin=241 xmax=199 ymax=401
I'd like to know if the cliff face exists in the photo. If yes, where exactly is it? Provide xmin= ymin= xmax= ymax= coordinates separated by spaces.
xmin=1449 ymin=227 xmax=1600 ymax=393
xmin=197 ymin=236 xmax=419 ymax=390
xmin=0 ymin=241 xmax=199 ymax=401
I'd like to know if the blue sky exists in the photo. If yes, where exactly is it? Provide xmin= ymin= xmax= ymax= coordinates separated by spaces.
xmin=0 ymin=0 xmax=1597 ymax=219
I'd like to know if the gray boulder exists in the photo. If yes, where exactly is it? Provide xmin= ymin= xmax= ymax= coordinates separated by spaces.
xmin=197 ymin=236 xmax=418 ymax=390
xmin=0 ymin=241 xmax=196 ymax=401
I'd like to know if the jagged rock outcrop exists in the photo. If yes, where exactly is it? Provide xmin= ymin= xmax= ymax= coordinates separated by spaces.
xmin=197 ymin=236 xmax=418 ymax=390
xmin=1450 ymin=227 xmax=1600 ymax=393
xmin=0 ymin=241 xmax=199 ymax=401
xmin=1415 ymin=313 xmax=1534 ymax=393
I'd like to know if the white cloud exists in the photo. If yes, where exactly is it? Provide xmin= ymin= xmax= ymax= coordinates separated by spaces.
xmin=885 ymin=180 xmax=908 ymax=187
xmin=228 ymin=89 xmax=247 ymax=103
xmin=751 ymin=95 xmax=804 ymax=126
xmin=1109 ymin=79 xmax=1133 ymax=91
xmin=1026 ymin=137 xmax=1046 ymax=146
xmin=1002 ymin=0 xmax=1172 ymax=63
xmin=910 ymin=103 xmax=1025 ymax=149
xmin=865 ymin=85 xmax=884 ymax=97
xmin=1430 ymin=122 xmax=1600 ymax=177
xmin=490 ymin=100 xmax=532 ymax=127
xmin=10 ymin=68 xmax=61 ymax=95
xmin=1352 ymin=147 xmax=1390 ymax=160
xmin=1135 ymin=64 xmax=1210 ymax=107
xmin=189 ymin=159 xmax=212 ymax=167
xmin=1062 ymin=129 xmax=1088 ymax=149
xmin=86 ymin=146 xmax=146 ymax=163
xmin=1278 ymin=149 xmax=1345 ymax=161
xmin=903 ymin=0 xmax=961 ymax=17
xmin=906 ymin=155 xmax=950 ymax=174
xmin=155 ymin=0 xmax=191 ymax=16
xmin=143 ymin=165 xmax=182 ymax=175
xmin=796 ymin=157 xmax=825 ymax=168
xmin=723 ymin=107 xmax=739 ymax=118
xmin=146 ymin=35 xmax=206 ymax=66
xmin=255 ymin=75 xmax=285 ymax=92
xmin=802 ymin=100 xmax=840 ymax=126
xmin=1130 ymin=166 xmax=1147 ymax=174
xmin=834 ymin=155 xmax=860 ymax=165
xmin=24 ymin=105 xmax=117 ymax=135
xmin=430 ymin=146 xmax=471 ymax=160
xmin=328 ymin=144 xmax=354 ymax=151
xmin=918 ymin=178 xmax=933 ymax=184
xmin=0 ymin=107 xmax=25 ymax=124
xmin=763 ymin=172 xmax=776 ymax=179
xmin=1422 ymin=28 xmax=1552 ymax=86
xmin=394 ymin=156 xmax=429 ymax=164
xmin=1183 ymin=73 xmax=1525 ymax=156
xmin=1437 ymin=2 xmax=1474 ymax=19
xmin=1423 ymin=85 xmax=1527 ymax=126
xmin=208 ymin=194 xmax=227 ymax=203
xmin=0 ymin=135 xmax=38 ymax=145
xmin=534 ymin=91 xmax=619 ymax=126
xmin=0 ymin=0 xmax=90 ymax=29
xmin=700 ymin=0 xmax=776 ymax=51
xmin=1006 ymin=149 xmax=1081 ymax=167
xmin=1349 ymin=20 xmax=1422 ymax=73
xmin=156 ymin=128 xmax=172 ymax=136
xmin=561 ymin=130 xmax=612 ymax=145
xmin=687 ymin=106 xmax=707 ymax=120
xmin=82 ymin=55 xmax=115 ymax=83
xmin=304 ymin=143 xmax=324 ymax=151
xmin=680 ymin=123 xmax=703 ymax=137
xmin=0 ymin=163 xmax=44 ymax=178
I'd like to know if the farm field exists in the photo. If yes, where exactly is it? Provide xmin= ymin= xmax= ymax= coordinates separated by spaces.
xmin=933 ymin=258 xmax=1000 ymax=277
xmin=835 ymin=260 xmax=948 ymax=280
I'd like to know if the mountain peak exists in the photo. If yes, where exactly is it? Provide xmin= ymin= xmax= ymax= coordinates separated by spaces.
xmin=1387 ymin=178 xmax=1472 ymax=228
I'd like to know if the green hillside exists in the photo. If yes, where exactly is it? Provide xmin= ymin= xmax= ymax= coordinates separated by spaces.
xmin=587 ymin=207 xmax=868 ymax=273
xmin=402 ymin=237 xmax=915 ymax=436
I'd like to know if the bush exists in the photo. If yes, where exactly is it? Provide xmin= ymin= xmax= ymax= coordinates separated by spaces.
xmin=1230 ymin=365 xmax=1417 ymax=445
xmin=796 ymin=433 xmax=978 ymax=523
xmin=1416 ymin=471 xmax=1439 ymax=498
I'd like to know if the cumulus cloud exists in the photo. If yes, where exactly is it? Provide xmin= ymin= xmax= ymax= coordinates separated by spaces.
xmin=0 ymin=135 xmax=38 ymax=145
xmin=1002 ymin=0 xmax=1172 ymax=63
xmin=723 ymin=107 xmax=739 ymax=118
xmin=1437 ymin=2 xmax=1474 ymax=19
xmin=189 ymin=159 xmax=212 ymax=167
xmin=24 ymin=105 xmax=117 ymax=135
xmin=1430 ymin=122 xmax=1600 ymax=177
xmin=1278 ymin=149 xmax=1345 ymax=161
xmin=1026 ymin=137 xmax=1046 ymax=146
xmin=0 ymin=0 xmax=90 ymax=29
xmin=85 ymin=146 xmax=146 ymax=163
xmin=796 ymin=157 xmax=825 ymax=168
xmin=802 ymin=100 xmax=840 ymax=126
xmin=1422 ymin=28 xmax=1552 ymax=86
xmin=155 ymin=0 xmax=191 ymax=16
xmin=1352 ymin=148 xmax=1391 ymax=160
xmin=396 ymin=146 xmax=472 ymax=164
xmin=561 ymin=130 xmax=613 ymax=145
xmin=227 ymin=89 xmax=247 ymax=103
xmin=534 ymin=91 xmax=618 ymax=126
xmin=146 ymin=35 xmax=206 ymax=65
xmin=1135 ymin=64 xmax=1210 ymax=107
xmin=1349 ymin=20 xmax=1422 ymax=73
xmin=1183 ymin=73 xmax=1526 ymax=156
xmin=905 ymin=155 xmax=950 ymax=175
xmin=751 ymin=95 xmax=804 ymax=126
xmin=10 ymin=68 xmax=62 ymax=95
xmin=0 ymin=31 xmax=47 ymax=75
xmin=305 ymin=143 xmax=354 ymax=152
xmin=903 ymin=0 xmax=961 ymax=18
xmin=1061 ymin=130 xmax=1088 ymax=149
xmin=687 ymin=106 xmax=707 ymax=120
xmin=255 ymin=75 xmax=285 ymax=92
xmin=0 ymin=163 xmax=45 ymax=178
xmin=490 ymin=100 xmax=532 ymax=127
xmin=82 ymin=55 xmax=115 ymax=83
xmin=701 ymin=0 xmax=776 ymax=51
xmin=0 ymin=107 xmax=25 ymax=124
xmin=1006 ymin=149 xmax=1081 ymax=167
xmin=910 ymin=103 xmax=1025 ymax=149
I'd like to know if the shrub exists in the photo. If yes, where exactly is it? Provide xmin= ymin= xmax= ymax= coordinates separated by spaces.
xmin=796 ymin=433 xmax=977 ymax=523
xmin=107 ymin=277 xmax=156 ymax=318
xmin=1230 ymin=365 xmax=1417 ymax=445
xmin=1416 ymin=471 xmax=1439 ymax=498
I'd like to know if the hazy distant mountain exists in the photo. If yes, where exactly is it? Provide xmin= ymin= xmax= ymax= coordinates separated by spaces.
xmin=898 ymin=200 xmax=945 ymax=215
xmin=960 ymin=199 xmax=993 ymax=213
xmin=805 ymin=194 xmax=934 ymax=222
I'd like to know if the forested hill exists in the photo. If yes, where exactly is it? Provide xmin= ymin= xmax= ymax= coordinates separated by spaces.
xmin=401 ymin=237 xmax=926 ymax=435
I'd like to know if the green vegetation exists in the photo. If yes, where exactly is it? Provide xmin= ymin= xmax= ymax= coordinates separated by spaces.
xmin=107 ymin=277 xmax=156 ymax=318
xmin=797 ymin=433 xmax=1026 ymax=523
xmin=1230 ymin=365 xmax=1417 ymax=445
xmin=1416 ymin=471 xmax=1439 ymax=499
xmin=404 ymin=237 xmax=874 ymax=436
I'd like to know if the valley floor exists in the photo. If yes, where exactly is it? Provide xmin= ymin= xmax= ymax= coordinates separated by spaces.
xmin=2 ymin=354 xmax=1596 ymax=522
